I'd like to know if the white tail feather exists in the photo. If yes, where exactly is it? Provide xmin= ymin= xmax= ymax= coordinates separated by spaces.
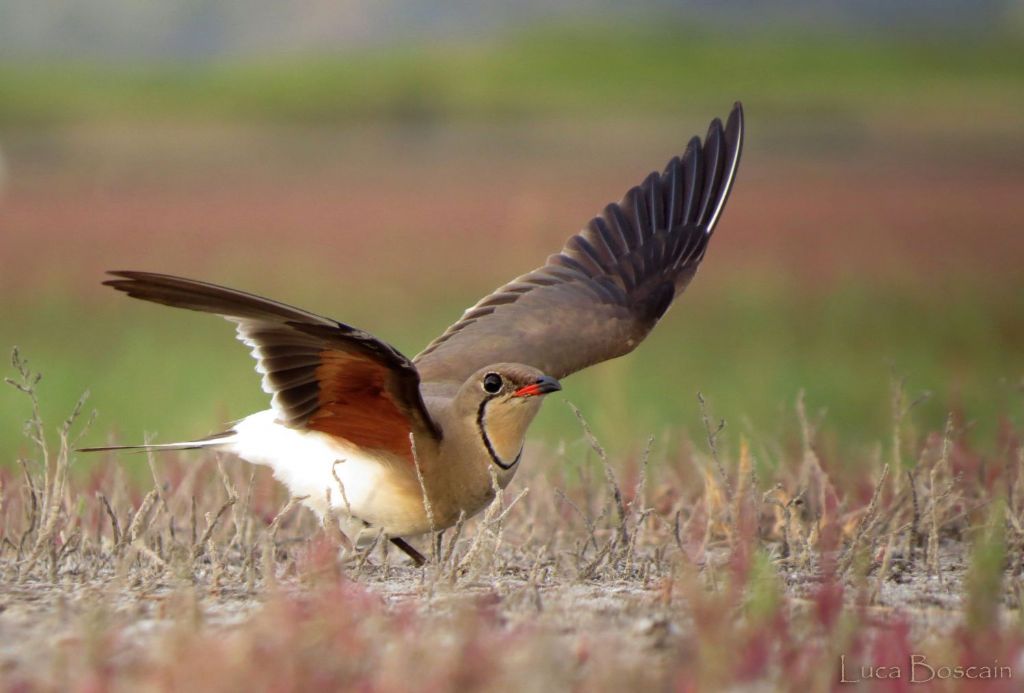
xmin=78 ymin=431 xmax=235 ymax=454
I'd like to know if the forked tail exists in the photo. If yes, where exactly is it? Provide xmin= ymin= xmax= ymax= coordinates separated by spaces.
xmin=78 ymin=430 xmax=236 ymax=454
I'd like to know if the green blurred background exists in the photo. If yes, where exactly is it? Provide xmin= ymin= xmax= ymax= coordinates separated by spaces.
xmin=2 ymin=2 xmax=1022 ymax=464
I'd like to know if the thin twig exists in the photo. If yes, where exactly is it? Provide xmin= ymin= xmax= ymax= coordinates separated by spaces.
xmin=123 ymin=490 xmax=158 ymax=549
xmin=98 ymin=493 xmax=121 ymax=547
xmin=841 ymin=464 xmax=890 ymax=574
xmin=193 ymin=496 xmax=237 ymax=559
xmin=409 ymin=432 xmax=437 ymax=565
xmin=698 ymin=392 xmax=733 ymax=500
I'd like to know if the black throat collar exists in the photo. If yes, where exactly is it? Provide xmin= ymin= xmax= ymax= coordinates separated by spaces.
xmin=476 ymin=398 xmax=523 ymax=471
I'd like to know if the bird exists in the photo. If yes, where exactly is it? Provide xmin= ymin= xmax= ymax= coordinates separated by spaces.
xmin=81 ymin=103 xmax=744 ymax=565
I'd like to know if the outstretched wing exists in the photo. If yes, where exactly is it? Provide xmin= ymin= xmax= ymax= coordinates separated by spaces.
xmin=414 ymin=103 xmax=744 ymax=384
xmin=105 ymin=271 xmax=441 ymax=461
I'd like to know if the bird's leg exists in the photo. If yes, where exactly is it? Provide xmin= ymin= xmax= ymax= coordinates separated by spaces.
xmin=389 ymin=537 xmax=426 ymax=566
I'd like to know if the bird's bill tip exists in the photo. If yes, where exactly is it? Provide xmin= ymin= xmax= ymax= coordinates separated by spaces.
xmin=513 ymin=375 xmax=562 ymax=398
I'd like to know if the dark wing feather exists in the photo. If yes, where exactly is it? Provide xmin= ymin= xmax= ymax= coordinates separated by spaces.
xmin=414 ymin=103 xmax=744 ymax=384
xmin=105 ymin=271 xmax=441 ymax=460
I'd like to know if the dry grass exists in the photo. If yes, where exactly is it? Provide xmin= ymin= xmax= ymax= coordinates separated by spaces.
xmin=2 ymin=349 xmax=1023 ymax=691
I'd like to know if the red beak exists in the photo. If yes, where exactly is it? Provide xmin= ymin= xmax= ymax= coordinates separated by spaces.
xmin=513 ymin=375 xmax=562 ymax=398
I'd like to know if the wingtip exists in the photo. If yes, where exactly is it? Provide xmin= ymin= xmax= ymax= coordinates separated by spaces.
xmin=726 ymin=102 xmax=745 ymax=148
xmin=103 ymin=270 xmax=146 ymax=288
xmin=103 ymin=270 xmax=199 ymax=296
xmin=102 ymin=271 xmax=141 ymax=293
xmin=702 ymin=101 xmax=745 ymax=232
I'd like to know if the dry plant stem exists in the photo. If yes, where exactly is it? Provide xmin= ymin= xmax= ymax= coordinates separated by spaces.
xmin=48 ymin=392 xmax=87 ymax=518
xmin=795 ymin=390 xmax=814 ymax=458
xmin=570 ymin=403 xmax=629 ymax=546
xmin=216 ymin=457 xmax=242 ymax=545
xmin=321 ymin=489 xmax=351 ymax=549
xmin=123 ymin=490 xmax=158 ymax=550
xmin=190 ymin=495 xmax=198 ymax=549
xmin=408 ymin=432 xmax=436 ymax=565
xmin=928 ymin=415 xmax=954 ymax=581
xmin=490 ymin=487 xmax=525 ymax=572
xmin=456 ymin=473 xmax=529 ymax=576
xmin=147 ymin=450 xmax=171 ymax=514
xmin=354 ymin=530 xmax=383 ymax=573
xmin=331 ymin=460 xmax=353 ymax=518
xmin=1010 ymin=446 xmax=1024 ymax=520
xmin=568 ymin=402 xmax=606 ymax=461
xmin=906 ymin=468 xmax=920 ymax=563
xmin=624 ymin=437 xmax=654 ymax=573
xmin=841 ymin=463 xmax=890 ymax=575
xmin=625 ymin=508 xmax=653 ymax=575
xmin=208 ymin=538 xmax=225 ymax=589
xmin=98 ymin=493 xmax=122 ymax=547
xmin=134 ymin=539 xmax=166 ymax=570
xmin=580 ymin=537 xmax=614 ymax=580
xmin=765 ymin=485 xmax=805 ymax=564
xmin=7 ymin=349 xmax=50 ymax=506
xmin=888 ymin=372 xmax=933 ymax=498
xmin=268 ymin=495 xmax=310 ymax=545
xmin=871 ymin=535 xmax=895 ymax=605
xmin=487 ymin=487 xmax=528 ymax=528
xmin=890 ymin=375 xmax=906 ymax=498
xmin=764 ymin=486 xmax=788 ymax=557
xmin=796 ymin=390 xmax=831 ymax=525
xmin=18 ymin=458 xmax=39 ymax=538
xmin=456 ymin=467 xmax=503 ymax=575
xmin=442 ymin=510 xmax=467 ymax=571
xmin=634 ymin=436 xmax=653 ymax=514
xmin=555 ymin=489 xmax=599 ymax=554
xmin=238 ymin=470 xmax=256 ymax=549
xmin=193 ymin=496 xmax=236 ymax=560
xmin=17 ymin=375 xmax=88 ymax=579
xmin=146 ymin=448 xmax=179 ymax=547
xmin=264 ymin=494 xmax=309 ymax=584
xmin=1014 ymin=447 xmax=1024 ymax=539
xmin=697 ymin=391 xmax=733 ymax=500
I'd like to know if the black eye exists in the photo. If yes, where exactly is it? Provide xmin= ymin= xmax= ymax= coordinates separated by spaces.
xmin=482 ymin=373 xmax=503 ymax=394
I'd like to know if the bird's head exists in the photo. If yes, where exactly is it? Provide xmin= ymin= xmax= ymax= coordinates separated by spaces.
xmin=455 ymin=364 xmax=561 ymax=470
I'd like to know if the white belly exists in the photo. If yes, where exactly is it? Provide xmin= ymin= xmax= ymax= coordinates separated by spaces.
xmin=228 ymin=410 xmax=421 ymax=534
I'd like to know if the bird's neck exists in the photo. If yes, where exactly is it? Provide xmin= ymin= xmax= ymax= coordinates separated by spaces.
xmin=414 ymin=398 xmax=526 ymax=526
